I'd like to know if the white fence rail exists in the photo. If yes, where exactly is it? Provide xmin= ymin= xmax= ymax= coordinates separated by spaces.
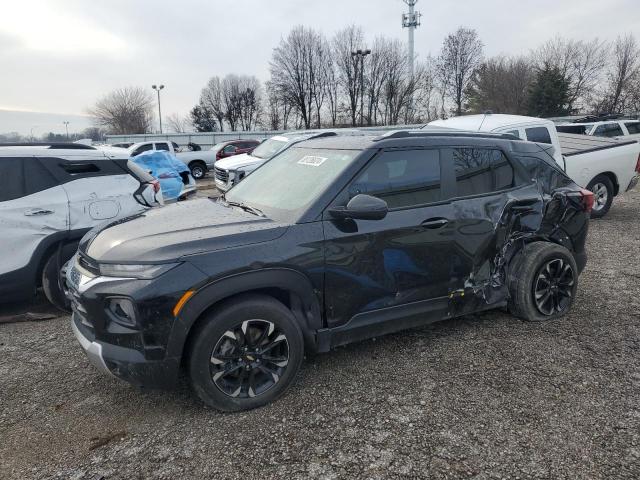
xmin=105 ymin=125 xmax=426 ymax=150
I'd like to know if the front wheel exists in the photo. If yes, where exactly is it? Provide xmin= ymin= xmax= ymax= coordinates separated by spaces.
xmin=188 ymin=294 xmax=304 ymax=412
xmin=189 ymin=161 xmax=207 ymax=180
xmin=587 ymin=174 xmax=614 ymax=219
xmin=42 ymin=252 xmax=71 ymax=312
xmin=508 ymin=242 xmax=578 ymax=322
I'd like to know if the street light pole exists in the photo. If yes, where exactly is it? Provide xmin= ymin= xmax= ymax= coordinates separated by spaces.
xmin=63 ymin=121 xmax=69 ymax=140
xmin=351 ymin=49 xmax=371 ymax=127
xmin=152 ymin=84 xmax=165 ymax=133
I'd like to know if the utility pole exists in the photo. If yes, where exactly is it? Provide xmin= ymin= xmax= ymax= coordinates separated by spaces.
xmin=63 ymin=121 xmax=69 ymax=139
xmin=152 ymin=84 xmax=165 ymax=133
xmin=351 ymin=49 xmax=371 ymax=127
xmin=402 ymin=0 xmax=421 ymax=117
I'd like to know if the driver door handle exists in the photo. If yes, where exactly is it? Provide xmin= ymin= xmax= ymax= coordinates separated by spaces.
xmin=24 ymin=208 xmax=54 ymax=216
xmin=421 ymin=218 xmax=449 ymax=229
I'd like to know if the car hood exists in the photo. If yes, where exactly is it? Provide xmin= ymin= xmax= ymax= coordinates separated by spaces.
xmin=81 ymin=198 xmax=288 ymax=263
xmin=215 ymin=153 xmax=262 ymax=171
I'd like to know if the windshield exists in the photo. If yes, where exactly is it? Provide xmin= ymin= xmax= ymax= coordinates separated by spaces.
xmin=250 ymin=138 xmax=289 ymax=159
xmin=225 ymin=147 xmax=360 ymax=219
xmin=210 ymin=142 xmax=226 ymax=153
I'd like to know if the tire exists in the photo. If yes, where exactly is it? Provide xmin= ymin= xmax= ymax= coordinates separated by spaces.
xmin=586 ymin=174 xmax=614 ymax=219
xmin=189 ymin=161 xmax=207 ymax=180
xmin=42 ymin=252 xmax=71 ymax=312
xmin=507 ymin=242 xmax=578 ymax=322
xmin=188 ymin=294 xmax=304 ymax=412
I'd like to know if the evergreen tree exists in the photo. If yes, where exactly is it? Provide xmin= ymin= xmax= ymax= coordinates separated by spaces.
xmin=527 ymin=64 xmax=571 ymax=117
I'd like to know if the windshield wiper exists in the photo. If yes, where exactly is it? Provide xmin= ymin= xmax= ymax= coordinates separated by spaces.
xmin=224 ymin=200 xmax=265 ymax=217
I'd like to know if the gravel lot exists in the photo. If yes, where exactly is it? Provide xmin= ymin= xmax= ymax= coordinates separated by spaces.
xmin=1 ymin=187 xmax=639 ymax=480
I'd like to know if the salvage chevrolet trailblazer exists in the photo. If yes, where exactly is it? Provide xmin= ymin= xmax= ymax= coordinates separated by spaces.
xmin=67 ymin=129 xmax=592 ymax=411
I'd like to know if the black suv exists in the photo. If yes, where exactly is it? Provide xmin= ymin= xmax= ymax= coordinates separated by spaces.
xmin=67 ymin=130 xmax=592 ymax=411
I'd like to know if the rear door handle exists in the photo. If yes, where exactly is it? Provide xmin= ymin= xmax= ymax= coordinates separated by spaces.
xmin=421 ymin=218 xmax=449 ymax=229
xmin=24 ymin=208 xmax=54 ymax=216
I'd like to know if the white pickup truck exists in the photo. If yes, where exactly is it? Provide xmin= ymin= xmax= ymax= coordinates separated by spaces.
xmin=429 ymin=114 xmax=640 ymax=218
xmin=111 ymin=140 xmax=218 ymax=180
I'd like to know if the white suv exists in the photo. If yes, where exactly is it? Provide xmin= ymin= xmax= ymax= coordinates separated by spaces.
xmin=0 ymin=143 xmax=162 ymax=309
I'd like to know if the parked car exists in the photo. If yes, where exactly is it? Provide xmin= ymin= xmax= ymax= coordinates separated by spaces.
xmin=557 ymin=119 xmax=640 ymax=140
xmin=0 ymin=143 xmax=162 ymax=309
xmin=429 ymin=114 xmax=640 ymax=218
xmin=131 ymin=150 xmax=196 ymax=203
xmin=67 ymin=129 xmax=592 ymax=411
xmin=213 ymin=130 xmax=357 ymax=192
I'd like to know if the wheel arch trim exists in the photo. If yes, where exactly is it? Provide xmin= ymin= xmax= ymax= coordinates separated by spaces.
xmin=166 ymin=268 xmax=323 ymax=361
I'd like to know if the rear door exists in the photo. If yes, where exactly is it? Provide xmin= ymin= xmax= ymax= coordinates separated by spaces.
xmin=41 ymin=155 xmax=145 ymax=231
xmin=322 ymin=148 xmax=458 ymax=328
xmin=443 ymin=145 xmax=540 ymax=312
xmin=0 ymin=156 xmax=69 ymax=275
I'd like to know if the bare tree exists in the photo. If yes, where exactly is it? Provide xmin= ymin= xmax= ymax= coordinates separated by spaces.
xmin=534 ymin=36 xmax=609 ymax=112
xmin=466 ymin=56 xmax=534 ymax=114
xmin=87 ymin=87 xmax=154 ymax=134
xmin=199 ymin=77 xmax=226 ymax=131
xmin=270 ymin=26 xmax=328 ymax=129
xmin=379 ymin=39 xmax=422 ymax=125
xmin=437 ymin=27 xmax=484 ymax=116
xmin=601 ymin=34 xmax=640 ymax=112
xmin=166 ymin=113 xmax=189 ymax=133
xmin=333 ymin=26 xmax=366 ymax=126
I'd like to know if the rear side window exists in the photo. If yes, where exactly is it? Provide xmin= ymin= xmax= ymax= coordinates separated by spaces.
xmin=624 ymin=122 xmax=640 ymax=134
xmin=517 ymin=156 xmax=573 ymax=191
xmin=593 ymin=123 xmax=624 ymax=137
xmin=0 ymin=158 xmax=25 ymax=201
xmin=453 ymin=148 xmax=514 ymax=197
xmin=506 ymin=130 xmax=521 ymax=139
xmin=525 ymin=127 xmax=552 ymax=144
xmin=155 ymin=143 xmax=170 ymax=151
xmin=131 ymin=144 xmax=153 ymax=157
xmin=349 ymin=149 xmax=441 ymax=208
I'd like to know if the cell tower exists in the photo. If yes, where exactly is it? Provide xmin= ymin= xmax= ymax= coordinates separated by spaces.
xmin=402 ymin=0 xmax=421 ymax=79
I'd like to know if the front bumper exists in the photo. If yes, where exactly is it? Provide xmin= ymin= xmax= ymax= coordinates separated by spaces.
xmin=626 ymin=174 xmax=639 ymax=192
xmin=66 ymin=256 xmax=207 ymax=389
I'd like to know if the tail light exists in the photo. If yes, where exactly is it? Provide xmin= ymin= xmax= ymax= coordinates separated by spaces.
xmin=635 ymin=153 xmax=640 ymax=173
xmin=580 ymin=188 xmax=595 ymax=213
xmin=151 ymin=179 xmax=160 ymax=193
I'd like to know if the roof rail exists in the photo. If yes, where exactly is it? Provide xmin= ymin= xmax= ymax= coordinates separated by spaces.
xmin=308 ymin=131 xmax=338 ymax=139
xmin=0 ymin=142 xmax=96 ymax=150
xmin=372 ymin=130 xmax=518 ymax=142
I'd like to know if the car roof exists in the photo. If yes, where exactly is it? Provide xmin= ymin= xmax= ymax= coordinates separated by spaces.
xmin=0 ymin=144 xmax=125 ymax=159
xmin=429 ymin=114 xmax=554 ymax=131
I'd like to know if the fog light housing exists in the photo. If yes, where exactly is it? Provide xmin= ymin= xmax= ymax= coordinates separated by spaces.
xmin=108 ymin=298 xmax=137 ymax=327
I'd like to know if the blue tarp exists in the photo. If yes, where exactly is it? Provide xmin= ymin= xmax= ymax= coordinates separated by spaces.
xmin=131 ymin=151 xmax=188 ymax=201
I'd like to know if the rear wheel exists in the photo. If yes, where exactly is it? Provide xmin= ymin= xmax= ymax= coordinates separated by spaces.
xmin=189 ymin=161 xmax=207 ymax=180
xmin=586 ymin=174 xmax=614 ymax=219
xmin=42 ymin=252 xmax=71 ymax=312
xmin=508 ymin=242 xmax=578 ymax=322
xmin=188 ymin=294 xmax=304 ymax=412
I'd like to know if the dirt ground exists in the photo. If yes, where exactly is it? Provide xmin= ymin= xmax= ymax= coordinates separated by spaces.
xmin=1 ymin=186 xmax=639 ymax=480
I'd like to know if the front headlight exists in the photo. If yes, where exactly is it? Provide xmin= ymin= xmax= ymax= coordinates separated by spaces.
xmin=99 ymin=263 xmax=178 ymax=279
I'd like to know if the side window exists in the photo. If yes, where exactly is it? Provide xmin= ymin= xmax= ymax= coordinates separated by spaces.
xmin=223 ymin=144 xmax=237 ymax=153
xmin=594 ymin=123 xmax=624 ymax=137
xmin=131 ymin=144 xmax=153 ymax=157
xmin=348 ymin=149 xmax=441 ymax=209
xmin=155 ymin=142 xmax=170 ymax=151
xmin=24 ymin=158 xmax=60 ymax=194
xmin=0 ymin=158 xmax=25 ymax=201
xmin=506 ymin=129 xmax=521 ymax=139
xmin=453 ymin=148 xmax=514 ymax=197
xmin=525 ymin=127 xmax=552 ymax=144
xmin=624 ymin=122 xmax=640 ymax=134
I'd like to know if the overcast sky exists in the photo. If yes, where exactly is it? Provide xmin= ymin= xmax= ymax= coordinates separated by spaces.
xmin=1 ymin=0 xmax=638 ymax=134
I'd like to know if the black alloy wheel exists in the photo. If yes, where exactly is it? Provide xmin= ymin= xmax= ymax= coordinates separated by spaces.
xmin=209 ymin=319 xmax=290 ymax=398
xmin=533 ymin=258 xmax=575 ymax=316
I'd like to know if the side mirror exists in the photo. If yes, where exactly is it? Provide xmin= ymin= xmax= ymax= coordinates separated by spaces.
xmin=329 ymin=194 xmax=388 ymax=221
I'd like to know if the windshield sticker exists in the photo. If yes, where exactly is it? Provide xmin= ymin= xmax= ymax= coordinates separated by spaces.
xmin=298 ymin=155 xmax=327 ymax=167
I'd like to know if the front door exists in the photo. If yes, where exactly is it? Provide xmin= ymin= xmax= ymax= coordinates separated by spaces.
xmin=323 ymin=148 xmax=464 ymax=328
